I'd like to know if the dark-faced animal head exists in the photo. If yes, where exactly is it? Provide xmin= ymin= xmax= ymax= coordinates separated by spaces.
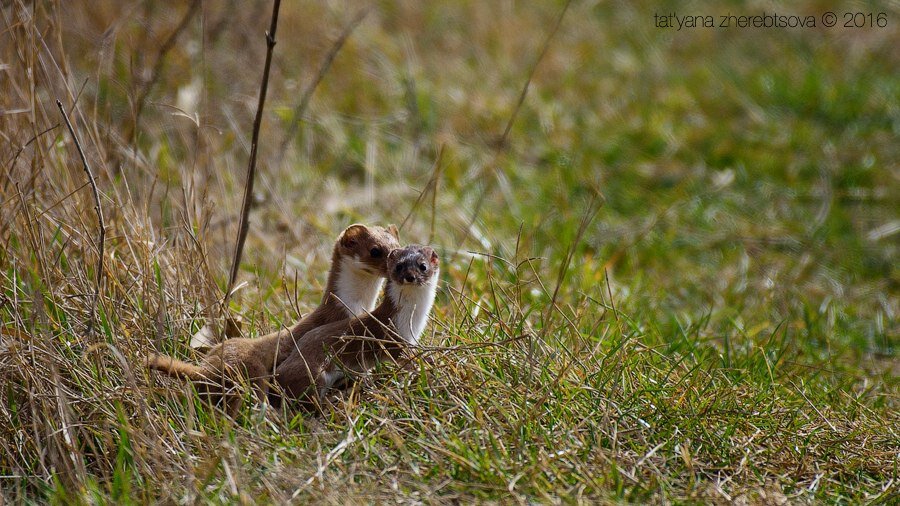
xmin=387 ymin=245 xmax=440 ymax=285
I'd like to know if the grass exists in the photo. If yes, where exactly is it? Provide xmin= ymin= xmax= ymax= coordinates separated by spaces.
xmin=1 ymin=0 xmax=897 ymax=503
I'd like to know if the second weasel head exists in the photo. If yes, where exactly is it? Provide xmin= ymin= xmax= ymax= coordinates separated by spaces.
xmin=336 ymin=223 xmax=401 ymax=275
xmin=387 ymin=245 xmax=440 ymax=286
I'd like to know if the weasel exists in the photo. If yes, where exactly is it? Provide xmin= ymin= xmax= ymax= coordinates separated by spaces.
xmin=147 ymin=223 xmax=401 ymax=412
xmin=274 ymin=244 xmax=439 ymax=406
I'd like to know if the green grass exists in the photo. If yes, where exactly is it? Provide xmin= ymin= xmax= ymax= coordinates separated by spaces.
xmin=1 ymin=0 xmax=897 ymax=503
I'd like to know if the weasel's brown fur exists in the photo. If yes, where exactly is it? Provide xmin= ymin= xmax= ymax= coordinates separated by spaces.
xmin=147 ymin=224 xmax=401 ymax=413
xmin=274 ymin=244 xmax=439 ymax=408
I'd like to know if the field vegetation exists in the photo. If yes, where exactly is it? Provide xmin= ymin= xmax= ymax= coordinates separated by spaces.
xmin=1 ymin=0 xmax=897 ymax=503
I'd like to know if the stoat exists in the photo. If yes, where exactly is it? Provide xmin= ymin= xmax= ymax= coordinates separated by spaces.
xmin=147 ymin=223 xmax=401 ymax=413
xmin=274 ymin=244 xmax=439 ymax=406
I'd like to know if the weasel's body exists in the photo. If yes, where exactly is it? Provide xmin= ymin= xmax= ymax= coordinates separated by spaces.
xmin=274 ymin=245 xmax=439 ymax=405
xmin=147 ymin=224 xmax=400 ymax=412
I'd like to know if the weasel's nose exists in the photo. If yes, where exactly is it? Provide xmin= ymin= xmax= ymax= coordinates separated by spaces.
xmin=404 ymin=275 xmax=415 ymax=283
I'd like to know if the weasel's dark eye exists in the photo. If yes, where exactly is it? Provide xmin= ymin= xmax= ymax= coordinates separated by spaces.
xmin=395 ymin=264 xmax=404 ymax=273
xmin=370 ymin=247 xmax=382 ymax=258
xmin=418 ymin=263 xmax=427 ymax=272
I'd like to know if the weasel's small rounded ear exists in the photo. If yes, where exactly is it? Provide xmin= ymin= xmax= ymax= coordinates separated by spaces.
xmin=340 ymin=224 xmax=367 ymax=248
xmin=423 ymin=246 xmax=439 ymax=265
xmin=387 ymin=224 xmax=400 ymax=240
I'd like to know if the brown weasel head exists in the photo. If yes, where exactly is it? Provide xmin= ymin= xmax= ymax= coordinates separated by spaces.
xmin=335 ymin=223 xmax=401 ymax=275
xmin=387 ymin=244 xmax=440 ymax=286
